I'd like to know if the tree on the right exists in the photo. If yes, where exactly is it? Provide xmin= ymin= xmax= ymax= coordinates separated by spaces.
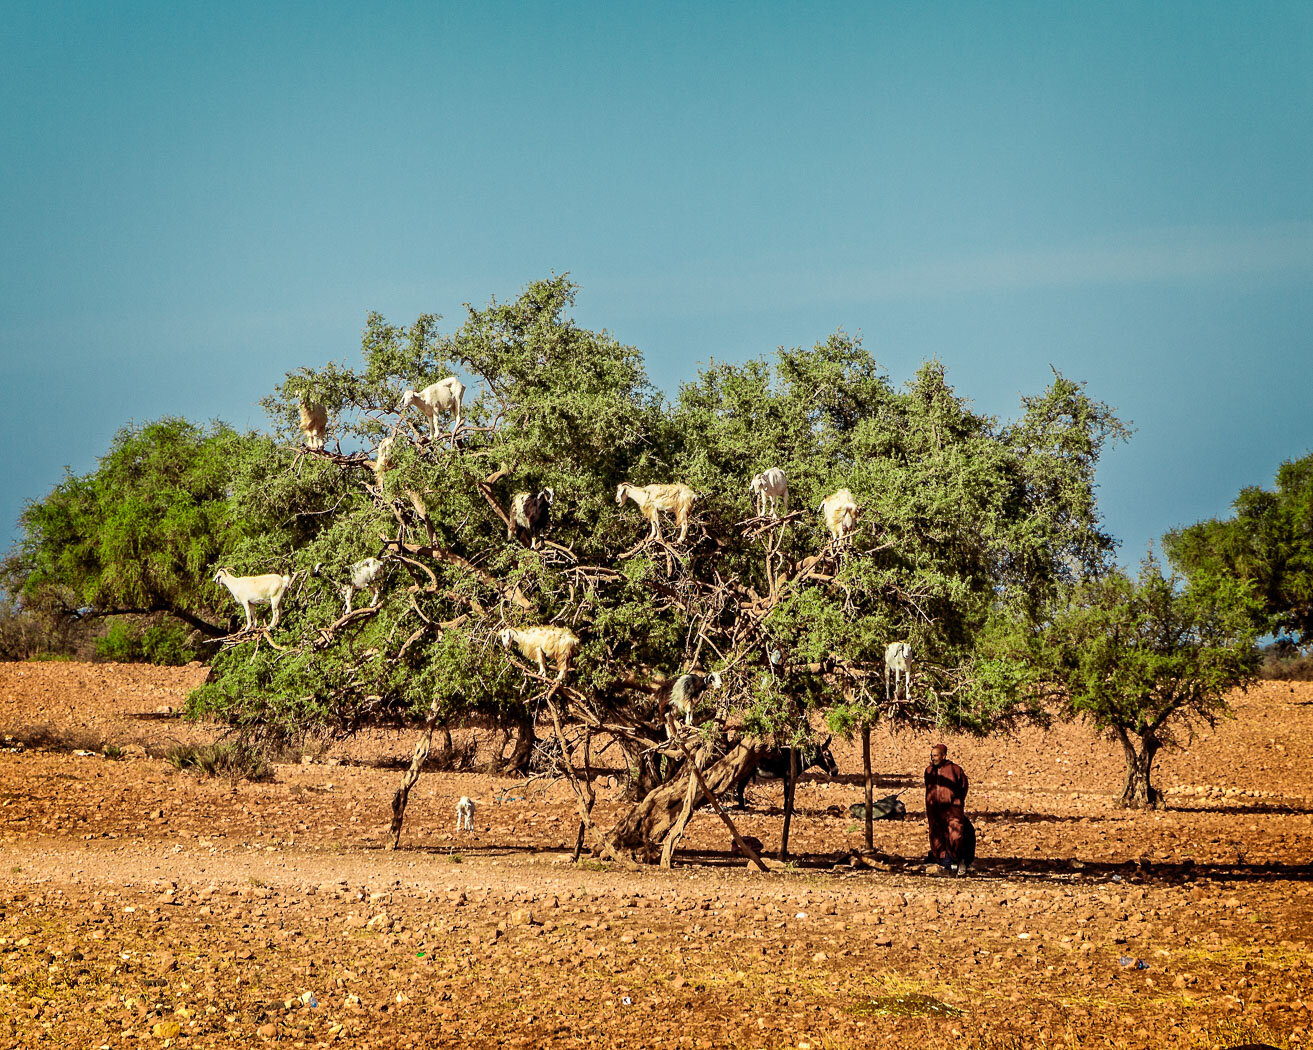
xmin=1016 ymin=557 xmax=1260 ymax=808
xmin=1165 ymin=453 xmax=1313 ymax=646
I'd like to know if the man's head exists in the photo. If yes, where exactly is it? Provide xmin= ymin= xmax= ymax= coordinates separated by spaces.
xmin=930 ymin=743 xmax=948 ymax=767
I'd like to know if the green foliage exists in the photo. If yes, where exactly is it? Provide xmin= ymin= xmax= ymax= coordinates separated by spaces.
xmin=1165 ymin=451 xmax=1313 ymax=645
xmin=179 ymin=276 xmax=1127 ymax=759
xmin=94 ymin=617 xmax=199 ymax=665
xmin=3 ymin=276 xmax=1131 ymax=802
xmin=1000 ymin=556 xmax=1259 ymax=805
xmin=5 ymin=418 xmax=259 ymax=637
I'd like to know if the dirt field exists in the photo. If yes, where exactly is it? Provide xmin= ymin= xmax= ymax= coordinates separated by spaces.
xmin=0 ymin=661 xmax=1310 ymax=1049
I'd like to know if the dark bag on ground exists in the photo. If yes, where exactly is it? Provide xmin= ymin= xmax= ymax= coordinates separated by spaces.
xmin=849 ymin=794 xmax=906 ymax=821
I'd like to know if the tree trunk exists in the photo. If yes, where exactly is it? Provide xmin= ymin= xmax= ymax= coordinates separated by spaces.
xmin=603 ymin=737 xmax=766 ymax=856
xmin=485 ymin=726 xmax=510 ymax=773
xmin=615 ymin=735 xmax=664 ymax=800
xmin=862 ymin=724 xmax=874 ymax=850
xmin=660 ymin=742 xmax=708 ymax=869
xmin=388 ymin=699 xmax=443 ymax=849
xmin=1115 ymin=728 xmax=1162 ymax=809
xmin=503 ymin=711 xmax=535 ymax=775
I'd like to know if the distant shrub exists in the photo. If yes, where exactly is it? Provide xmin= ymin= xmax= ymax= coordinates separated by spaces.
xmin=1259 ymin=640 xmax=1313 ymax=681
xmin=95 ymin=618 xmax=198 ymax=666
xmin=166 ymin=739 xmax=273 ymax=781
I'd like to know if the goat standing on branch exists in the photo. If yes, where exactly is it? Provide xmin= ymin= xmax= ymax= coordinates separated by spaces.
xmin=655 ymin=671 xmax=722 ymax=735
xmin=498 ymin=625 xmax=580 ymax=679
xmin=298 ymin=402 xmax=328 ymax=450
xmin=615 ymin=482 xmax=697 ymax=543
xmin=886 ymin=640 xmax=914 ymax=701
xmin=400 ymin=377 xmax=465 ymax=440
xmin=509 ymin=489 xmax=554 ymax=549
xmin=213 ymin=568 xmax=294 ymax=630
xmin=750 ymin=468 xmax=788 ymax=518
xmin=819 ymin=488 xmax=859 ymax=543
xmin=343 ymin=557 xmax=385 ymax=615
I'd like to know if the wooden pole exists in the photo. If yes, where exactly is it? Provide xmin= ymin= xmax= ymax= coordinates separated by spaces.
xmin=863 ymin=724 xmax=874 ymax=850
xmin=779 ymin=746 xmax=799 ymax=861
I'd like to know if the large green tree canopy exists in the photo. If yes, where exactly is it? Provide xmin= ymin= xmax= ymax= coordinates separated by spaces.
xmin=8 ymin=276 xmax=1131 ymax=851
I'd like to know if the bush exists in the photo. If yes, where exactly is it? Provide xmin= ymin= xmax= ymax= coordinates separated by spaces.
xmin=166 ymin=739 xmax=274 ymax=781
xmin=1260 ymin=642 xmax=1313 ymax=681
xmin=95 ymin=618 xmax=198 ymax=666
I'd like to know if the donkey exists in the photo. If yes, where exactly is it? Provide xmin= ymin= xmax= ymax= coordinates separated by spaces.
xmin=733 ymin=735 xmax=838 ymax=809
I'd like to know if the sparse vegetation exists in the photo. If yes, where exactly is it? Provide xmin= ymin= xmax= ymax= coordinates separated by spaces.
xmin=166 ymin=739 xmax=274 ymax=781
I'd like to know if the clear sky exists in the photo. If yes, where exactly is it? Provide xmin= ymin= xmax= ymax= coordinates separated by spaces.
xmin=3 ymin=1 xmax=1311 ymax=564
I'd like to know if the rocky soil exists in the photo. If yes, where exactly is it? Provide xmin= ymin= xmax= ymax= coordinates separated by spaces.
xmin=0 ymin=661 xmax=1310 ymax=1049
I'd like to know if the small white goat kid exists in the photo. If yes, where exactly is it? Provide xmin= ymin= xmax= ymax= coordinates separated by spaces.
xmin=750 ymin=468 xmax=789 ymax=518
xmin=455 ymin=796 xmax=475 ymax=833
xmin=885 ymin=641 xmax=913 ymax=701
xmin=819 ymin=488 xmax=860 ymax=543
xmin=498 ymin=626 xmax=581 ymax=678
xmin=399 ymin=377 xmax=465 ymax=439
xmin=298 ymin=403 xmax=328 ymax=450
xmin=615 ymin=482 xmax=697 ymax=543
xmin=213 ymin=568 xmax=294 ymax=630
xmin=343 ymin=557 xmax=384 ymax=615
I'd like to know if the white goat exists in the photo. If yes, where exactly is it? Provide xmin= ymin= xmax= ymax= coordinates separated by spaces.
xmin=298 ymin=403 xmax=328 ymax=450
xmin=819 ymin=488 xmax=860 ymax=543
xmin=750 ymin=468 xmax=789 ymax=518
xmin=885 ymin=641 xmax=913 ymax=701
xmin=455 ymin=796 xmax=475 ymax=833
xmin=371 ymin=435 xmax=396 ymax=478
xmin=615 ymin=482 xmax=698 ymax=543
xmin=498 ymin=625 xmax=581 ymax=678
xmin=400 ymin=377 xmax=465 ymax=439
xmin=212 ymin=568 xmax=294 ymax=630
xmin=343 ymin=557 xmax=385 ymax=615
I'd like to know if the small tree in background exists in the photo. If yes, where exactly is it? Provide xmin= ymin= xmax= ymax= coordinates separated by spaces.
xmin=1165 ymin=452 xmax=1313 ymax=645
xmin=1018 ymin=558 xmax=1259 ymax=808
xmin=3 ymin=418 xmax=254 ymax=639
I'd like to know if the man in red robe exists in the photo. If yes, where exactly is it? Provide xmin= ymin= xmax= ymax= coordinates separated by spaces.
xmin=924 ymin=743 xmax=969 ymax=874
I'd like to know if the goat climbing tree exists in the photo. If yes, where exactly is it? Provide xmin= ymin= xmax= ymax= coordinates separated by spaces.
xmin=121 ymin=276 xmax=1127 ymax=858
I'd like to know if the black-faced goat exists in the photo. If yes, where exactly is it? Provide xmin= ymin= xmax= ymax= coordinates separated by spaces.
xmin=509 ymin=488 xmax=554 ymax=549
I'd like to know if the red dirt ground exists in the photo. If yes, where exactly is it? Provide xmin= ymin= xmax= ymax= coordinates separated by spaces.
xmin=0 ymin=661 xmax=1310 ymax=1049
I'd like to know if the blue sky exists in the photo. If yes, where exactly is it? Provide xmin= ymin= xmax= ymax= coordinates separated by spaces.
xmin=3 ymin=1 xmax=1311 ymax=563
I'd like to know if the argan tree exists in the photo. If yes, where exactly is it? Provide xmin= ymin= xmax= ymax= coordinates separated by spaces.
xmin=1004 ymin=558 xmax=1260 ymax=807
xmin=1165 ymin=453 xmax=1313 ymax=645
xmin=8 ymin=276 xmax=1129 ymax=859
xmin=4 ymin=418 xmax=254 ymax=638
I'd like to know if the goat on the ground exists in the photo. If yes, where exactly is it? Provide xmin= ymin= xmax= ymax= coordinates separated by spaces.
xmin=212 ymin=568 xmax=293 ymax=630
xmin=400 ymin=377 xmax=465 ymax=439
xmin=509 ymin=488 xmax=554 ymax=549
xmin=750 ymin=468 xmax=788 ymax=518
xmin=615 ymin=482 xmax=697 ymax=543
xmin=734 ymin=735 xmax=838 ymax=809
xmin=498 ymin=625 xmax=580 ymax=678
xmin=455 ymin=796 xmax=475 ymax=833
